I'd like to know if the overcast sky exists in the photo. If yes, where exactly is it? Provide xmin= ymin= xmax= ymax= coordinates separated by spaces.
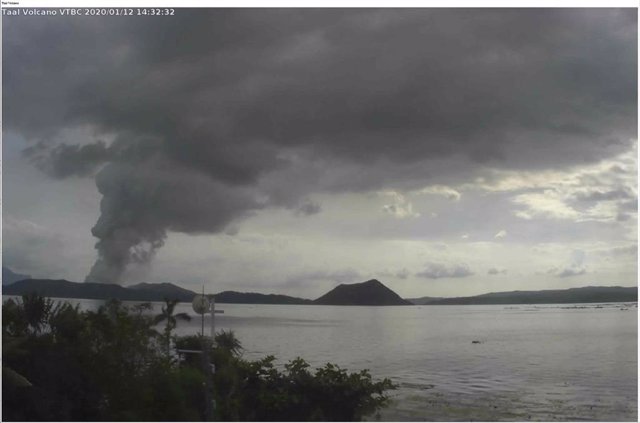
xmin=3 ymin=8 xmax=637 ymax=298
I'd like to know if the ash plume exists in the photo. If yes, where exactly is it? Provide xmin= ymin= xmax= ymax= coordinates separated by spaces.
xmin=82 ymin=155 xmax=269 ymax=283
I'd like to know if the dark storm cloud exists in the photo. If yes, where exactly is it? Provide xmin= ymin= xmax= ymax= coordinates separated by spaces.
xmin=7 ymin=10 xmax=637 ymax=169
xmin=4 ymin=9 xmax=636 ymax=283
xmin=24 ymin=141 xmax=111 ymax=178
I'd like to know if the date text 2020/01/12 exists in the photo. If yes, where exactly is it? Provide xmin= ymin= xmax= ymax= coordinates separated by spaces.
xmin=2 ymin=8 xmax=176 ymax=16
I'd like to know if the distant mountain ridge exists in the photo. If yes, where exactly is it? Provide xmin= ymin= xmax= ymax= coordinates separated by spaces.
xmin=2 ymin=278 xmax=409 ymax=306
xmin=2 ymin=267 xmax=31 ymax=285
xmin=2 ymin=279 xmax=195 ymax=302
xmin=2 ymin=274 xmax=637 ymax=306
xmin=2 ymin=278 xmax=310 ymax=305
xmin=128 ymin=282 xmax=198 ymax=301
xmin=214 ymin=291 xmax=312 ymax=305
xmin=406 ymin=296 xmax=445 ymax=305
xmin=413 ymin=286 xmax=637 ymax=305
xmin=314 ymin=279 xmax=412 ymax=306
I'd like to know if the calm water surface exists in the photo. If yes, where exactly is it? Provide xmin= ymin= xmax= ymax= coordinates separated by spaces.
xmin=7 ymin=297 xmax=637 ymax=421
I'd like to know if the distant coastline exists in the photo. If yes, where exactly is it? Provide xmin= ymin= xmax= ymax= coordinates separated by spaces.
xmin=2 ymin=274 xmax=637 ymax=306
xmin=407 ymin=286 xmax=638 ymax=305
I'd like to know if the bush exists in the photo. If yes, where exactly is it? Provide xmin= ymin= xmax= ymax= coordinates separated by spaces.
xmin=208 ymin=355 xmax=395 ymax=421
xmin=3 ymin=294 xmax=396 ymax=421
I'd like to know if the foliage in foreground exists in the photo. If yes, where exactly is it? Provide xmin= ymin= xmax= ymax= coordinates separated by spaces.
xmin=2 ymin=294 xmax=395 ymax=421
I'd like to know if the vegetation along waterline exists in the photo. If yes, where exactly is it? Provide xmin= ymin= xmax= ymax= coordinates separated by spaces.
xmin=2 ymin=293 xmax=396 ymax=421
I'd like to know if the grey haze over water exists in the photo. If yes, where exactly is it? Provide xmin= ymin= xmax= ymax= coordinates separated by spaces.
xmin=3 ymin=9 xmax=637 ymax=299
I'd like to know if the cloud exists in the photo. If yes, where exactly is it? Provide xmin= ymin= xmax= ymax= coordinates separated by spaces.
xmin=395 ymin=268 xmax=410 ymax=279
xmin=595 ymin=245 xmax=638 ymax=257
xmin=416 ymin=262 xmax=474 ymax=279
xmin=488 ymin=267 xmax=507 ymax=275
xmin=8 ymin=10 xmax=636 ymax=171
xmin=570 ymin=249 xmax=586 ymax=267
xmin=381 ymin=191 xmax=420 ymax=219
xmin=572 ymin=188 xmax=634 ymax=203
xmin=418 ymin=185 xmax=461 ymax=201
xmin=545 ymin=249 xmax=588 ymax=278
xmin=4 ymin=9 xmax=636 ymax=283
xmin=376 ymin=268 xmax=411 ymax=280
xmin=285 ymin=268 xmax=362 ymax=286
xmin=24 ymin=140 xmax=111 ymax=178
xmin=2 ymin=217 xmax=67 ymax=278
xmin=494 ymin=229 xmax=507 ymax=239
xmin=382 ymin=203 xmax=420 ymax=219
xmin=469 ymin=145 xmax=638 ymax=225
xmin=548 ymin=267 xmax=587 ymax=278
xmin=294 ymin=200 xmax=322 ymax=216
xmin=512 ymin=191 xmax=581 ymax=220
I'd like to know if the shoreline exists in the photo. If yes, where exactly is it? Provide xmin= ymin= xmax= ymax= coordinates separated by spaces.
xmin=373 ymin=387 xmax=638 ymax=422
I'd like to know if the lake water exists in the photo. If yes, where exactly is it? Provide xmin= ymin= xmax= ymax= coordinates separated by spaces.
xmin=4 ymin=297 xmax=637 ymax=421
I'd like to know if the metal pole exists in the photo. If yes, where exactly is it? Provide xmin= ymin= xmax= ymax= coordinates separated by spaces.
xmin=201 ymin=285 xmax=205 ymax=336
xmin=201 ymin=338 xmax=213 ymax=421
xmin=201 ymin=284 xmax=213 ymax=421
xmin=210 ymin=296 xmax=216 ymax=342
xmin=209 ymin=293 xmax=217 ymax=418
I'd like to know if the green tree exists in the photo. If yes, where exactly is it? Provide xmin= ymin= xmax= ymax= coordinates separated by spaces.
xmin=3 ymin=295 xmax=396 ymax=421
xmin=2 ymin=298 xmax=28 ymax=337
xmin=20 ymin=292 xmax=54 ymax=335
xmin=207 ymin=353 xmax=396 ymax=421
xmin=154 ymin=298 xmax=192 ymax=357
xmin=215 ymin=330 xmax=243 ymax=356
xmin=48 ymin=302 xmax=84 ymax=342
